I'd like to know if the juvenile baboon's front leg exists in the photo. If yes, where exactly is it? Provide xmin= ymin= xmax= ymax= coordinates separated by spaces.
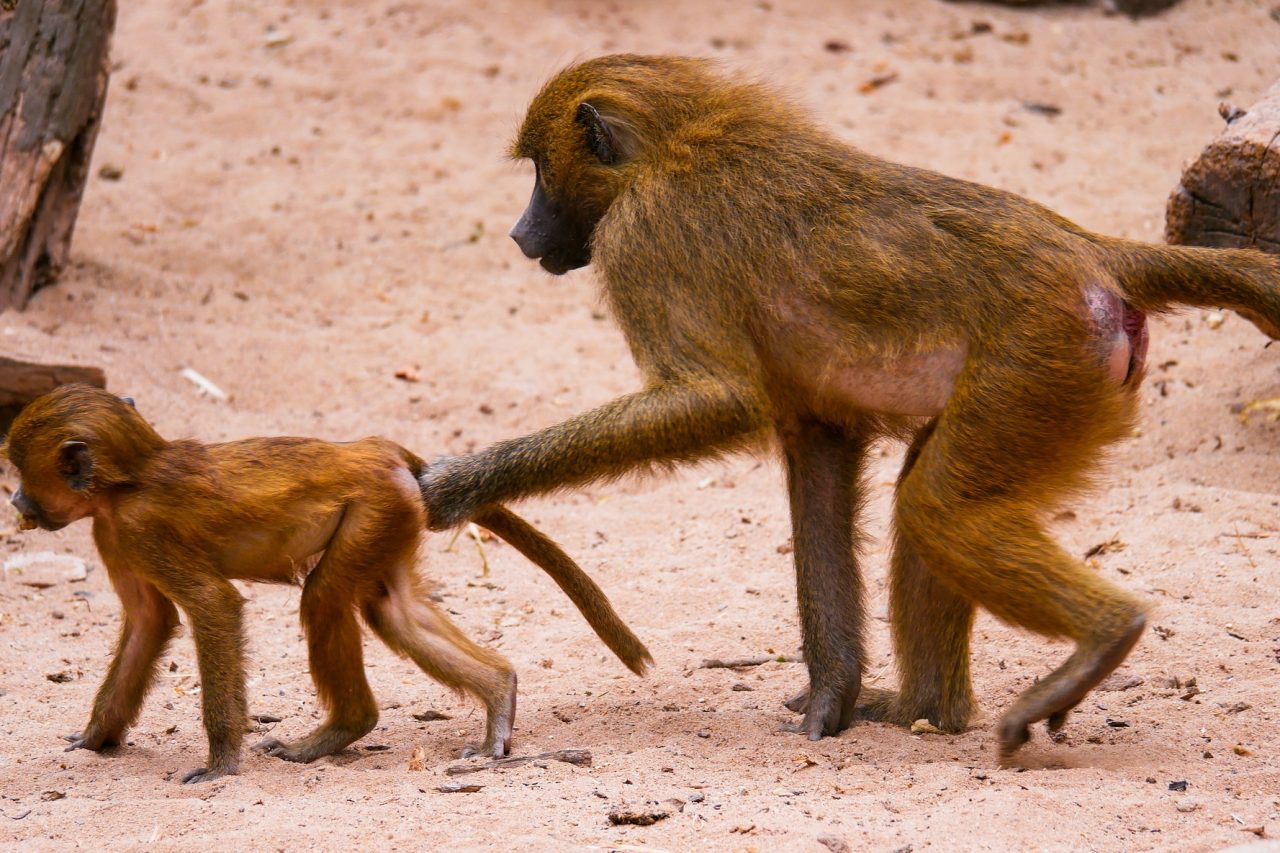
xmin=65 ymin=569 xmax=179 ymax=752
xmin=175 ymin=579 xmax=248 ymax=784
xmin=781 ymin=418 xmax=869 ymax=740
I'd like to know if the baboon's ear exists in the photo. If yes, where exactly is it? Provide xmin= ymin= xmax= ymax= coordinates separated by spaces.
xmin=575 ymin=102 xmax=637 ymax=166
xmin=57 ymin=440 xmax=93 ymax=493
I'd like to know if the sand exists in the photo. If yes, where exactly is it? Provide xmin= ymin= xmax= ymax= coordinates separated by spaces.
xmin=1 ymin=0 xmax=1278 ymax=850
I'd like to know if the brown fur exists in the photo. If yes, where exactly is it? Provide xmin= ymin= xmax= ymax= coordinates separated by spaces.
xmin=420 ymin=54 xmax=1280 ymax=758
xmin=5 ymin=384 xmax=650 ymax=783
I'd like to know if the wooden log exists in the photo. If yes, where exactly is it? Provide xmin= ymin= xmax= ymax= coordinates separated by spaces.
xmin=938 ymin=0 xmax=1182 ymax=14
xmin=0 ymin=354 xmax=104 ymax=407
xmin=0 ymin=354 xmax=104 ymax=433
xmin=1166 ymin=80 xmax=1280 ymax=255
xmin=0 ymin=0 xmax=117 ymax=311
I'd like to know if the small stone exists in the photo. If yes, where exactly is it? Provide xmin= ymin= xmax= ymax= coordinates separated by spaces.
xmin=688 ymin=792 xmax=705 ymax=803
xmin=910 ymin=719 xmax=942 ymax=734
xmin=1098 ymin=674 xmax=1144 ymax=692
xmin=4 ymin=552 xmax=89 ymax=588
xmin=412 ymin=710 xmax=452 ymax=722
xmin=818 ymin=836 xmax=852 ymax=853
xmin=1176 ymin=796 xmax=1200 ymax=813
xmin=438 ymin=782 xmax=483 ymax=793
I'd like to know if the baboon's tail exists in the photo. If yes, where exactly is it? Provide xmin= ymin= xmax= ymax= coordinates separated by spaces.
xmin=1103 ymin=239 xmax=1280 ymax=338
xmin=472 ymin=506 xmax=654 ymax=676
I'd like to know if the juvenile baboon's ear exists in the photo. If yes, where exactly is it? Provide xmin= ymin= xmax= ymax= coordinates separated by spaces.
xmin=575 ymin=102 xmax=638 ymax=166
xmin=57 ymin=440 xmax=93 ymax=492
xmin=119 ymin=396 xmax=136 ymax=409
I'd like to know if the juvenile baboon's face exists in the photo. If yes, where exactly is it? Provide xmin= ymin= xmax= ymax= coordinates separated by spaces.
xmin=6 ymin=448 xmax=94 ymax=532
xmin=4 ymin=387 xmax=140 ymax=531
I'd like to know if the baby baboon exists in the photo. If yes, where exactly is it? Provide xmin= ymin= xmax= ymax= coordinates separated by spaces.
xmin=420 ymin=55 xmax=1280 ymax=756
xmin=6 ymin=384 xmax=650 ymax=782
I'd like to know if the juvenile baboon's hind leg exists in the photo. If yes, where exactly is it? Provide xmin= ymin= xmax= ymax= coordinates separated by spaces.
xmin=856 ymin=421 xmax=977 ymax=732
xmin=255 ymin=544 xmax=379 ymax=763
xmin=363 ymin=570 xmax=517 ymax=759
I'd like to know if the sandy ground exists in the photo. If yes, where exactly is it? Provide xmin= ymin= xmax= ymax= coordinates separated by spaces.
xmin=1 ymin=0 xmax=1279 ymax=850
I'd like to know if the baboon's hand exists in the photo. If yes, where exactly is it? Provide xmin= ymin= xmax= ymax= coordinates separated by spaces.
xmin=419 ymin=455 xmax=480 ymax=530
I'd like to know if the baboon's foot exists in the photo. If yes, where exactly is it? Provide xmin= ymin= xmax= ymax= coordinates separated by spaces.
xmin=462 ymin=679 xmax=517 ymax=759
xmin=790 ymin=684 xmax=974 ymax=734
xmin=998 ymin=612 xmax=1146 ymax=760
xmin=254 ymin=718 xmax=376 ymax=763
xmin=782 ymin=661 xmax=860 ymax=740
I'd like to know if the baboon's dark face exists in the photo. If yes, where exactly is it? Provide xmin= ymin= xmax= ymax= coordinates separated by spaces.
xmin=509 ymin=163 xmax=595 ymax=275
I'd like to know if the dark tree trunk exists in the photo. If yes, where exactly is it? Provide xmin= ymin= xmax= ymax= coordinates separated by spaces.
xmin=1166 ymin=80 xmax=1280 ymax=255
xmin=0 ymin=0 xmax=116 ymax=311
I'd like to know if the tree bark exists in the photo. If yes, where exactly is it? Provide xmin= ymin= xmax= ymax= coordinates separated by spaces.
xmin=0 ymin=355 xmax=104 ymax=407
xmin=0 ymin=0 xmax=116 ymax=311
xmin=1166 ymin=80 xmax=1280 ymax=255
xmin=0 ymin=354 xmax=105 ymax=432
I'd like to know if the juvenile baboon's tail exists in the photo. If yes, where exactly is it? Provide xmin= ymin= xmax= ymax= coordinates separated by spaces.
xmin=1102 ymin=239 xmax=1280 ymax=338
xmin=472 ymin=506 xmax=654 ymax=676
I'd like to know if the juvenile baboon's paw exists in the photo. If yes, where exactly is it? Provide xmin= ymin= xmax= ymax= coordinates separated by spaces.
xmin=460 ymin=734 xmax=509 ymax=760
xmin=63 ymin=729 xmax=116 ymax=752
xmin=180 ymin=761 xmax=238 ymax=784
xmin=253 ymin=737 xmax=311 ymax=763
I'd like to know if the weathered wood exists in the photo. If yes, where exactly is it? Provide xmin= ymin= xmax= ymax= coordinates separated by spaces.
xmin=0 ymin=0 xmax=116 ymax=311
xmin=444 ymin=748 xmax=592 ymax=776
xmin=939 ymin=0 xmax=1182 ymax=14
xmin=698 ymin=654 xmax=802 ymax=669
xmin=1167 ymin=80 xmax=1280 ymax=255
xmin=0 ymin=355 xmax=104 ymax=406
xmin=1106 ymin=0 xmax=1181 ymax=15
